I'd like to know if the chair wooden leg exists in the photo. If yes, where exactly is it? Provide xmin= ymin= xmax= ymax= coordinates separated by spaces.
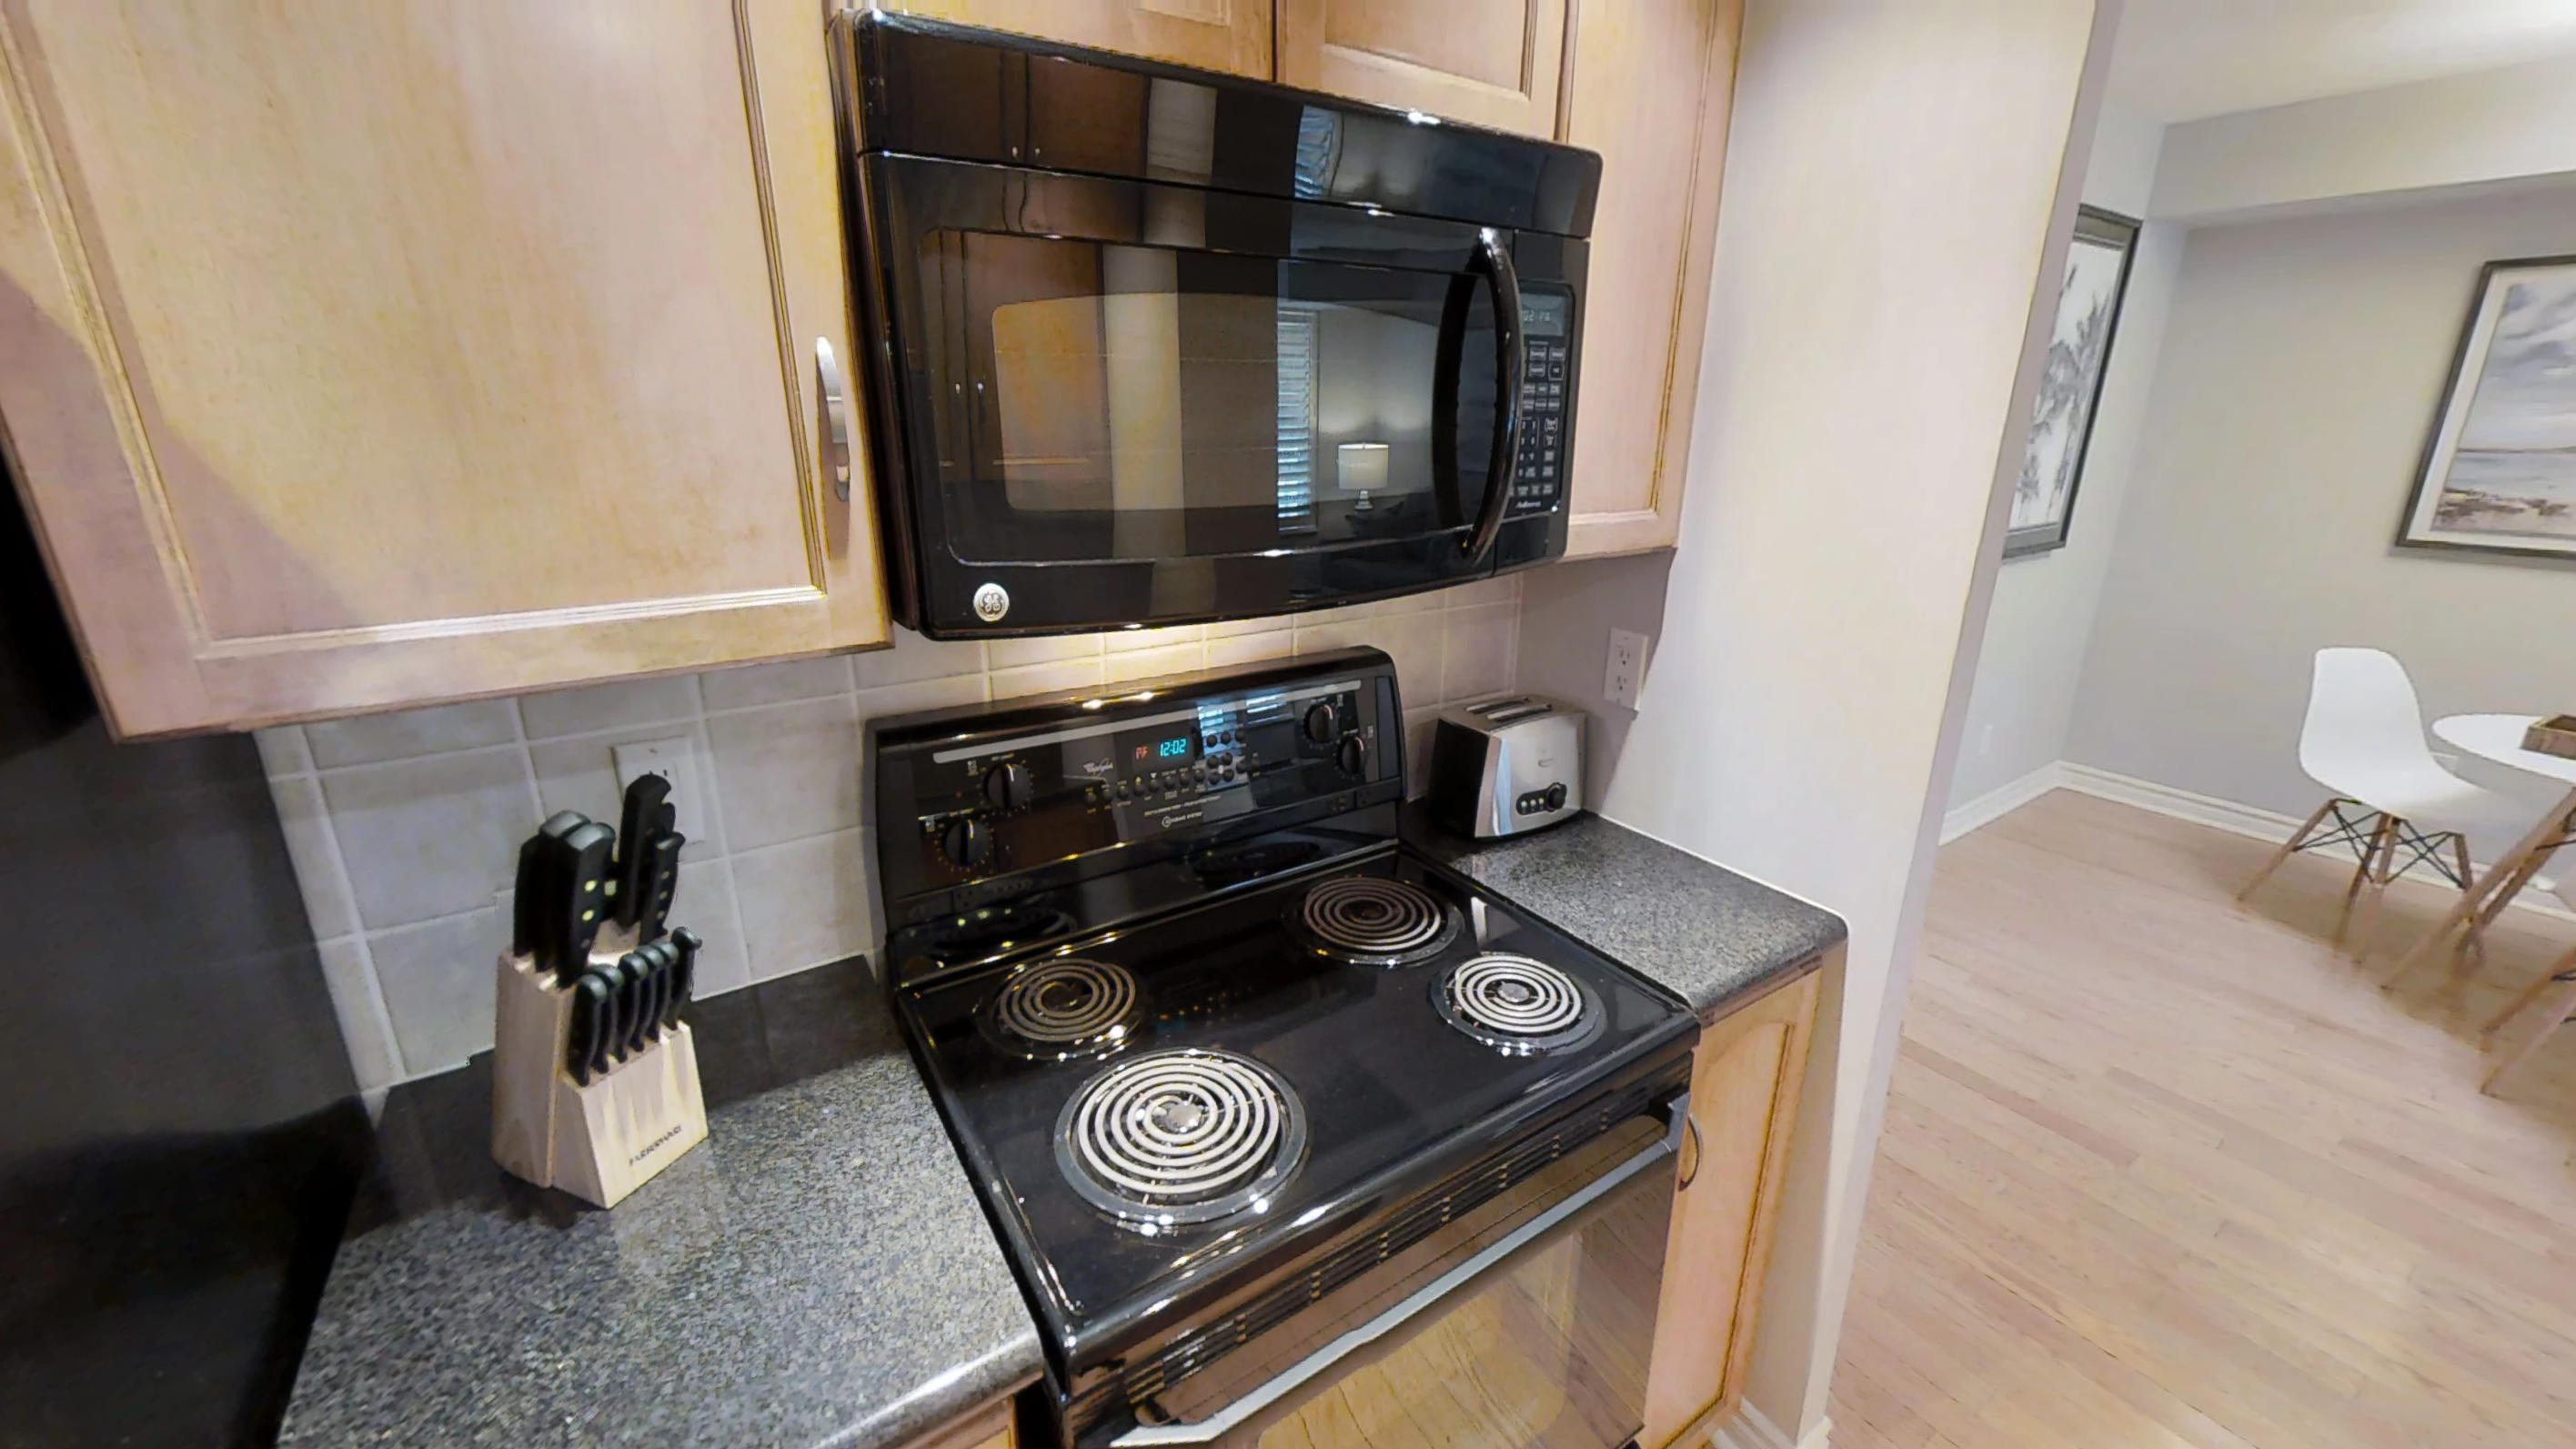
xmin=2346 ymin=815 xmax=2405 ymax=961
xmin=2239 ymin=797 xmax=2344 ymax=901
xmin=2449 ymin=835 xmax=2485 ymax=964
xmin=2482 ymin=959 xmax=2572 ymax=1041
xmin=2333 ymin=813 xmax=2394 ymax=947
xmin=2482 ymin=952 xmax=2576 ymax=1096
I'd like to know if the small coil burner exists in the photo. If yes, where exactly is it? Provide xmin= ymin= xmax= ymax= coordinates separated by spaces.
xmin=1434 ymin=954 xmax=1604 ymax=1055
xmin=1286 ymin=875 xmax=1459 ymax=968
xmin=1056 ymin=1048 xmax=1307 ymax=1229
xmin=984 ymin=957 xmax=1147 ymax=1061
xmin=929 ymin=902 xmax=1076 ymax=964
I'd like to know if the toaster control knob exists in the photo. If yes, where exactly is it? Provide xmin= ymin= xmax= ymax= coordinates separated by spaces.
xmin=1303 ymin=701 xmax=1338 ymax=744
xmin=1544 ymin=782 xmax=1568 ymax=810
xmin=1335 ymin=733 xmax=1368 ymax=778
xmin=939 ymin=817 xmax=992 ymax=870
xmin=981 ymin=761 xmax=1035 ymax=810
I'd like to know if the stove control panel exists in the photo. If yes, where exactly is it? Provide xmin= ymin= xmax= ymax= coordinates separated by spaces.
xmin=871 ymin=649 xmax=1406 ymax=918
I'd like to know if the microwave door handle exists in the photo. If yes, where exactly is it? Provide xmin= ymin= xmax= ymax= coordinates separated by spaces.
xmin=1460 ymin=229 xmax=1525 ymax=564
xmin=1108 ymin=1098 xmax=1684 ymax=1448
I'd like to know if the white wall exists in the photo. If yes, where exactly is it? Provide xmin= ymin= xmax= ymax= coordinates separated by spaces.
xmin=1947 ymin=101 xmax=2180 ymax=810
xmin=2067 ymin=183 xmax=2576 ymax=850
xmin=2154 ymin=52 xmax=2576 ymax=223
xmin=1519 ymin=0 xmax=2111 ymax=1434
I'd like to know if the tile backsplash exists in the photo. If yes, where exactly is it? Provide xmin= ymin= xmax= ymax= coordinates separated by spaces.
xmin=265 ymin=580 xmax=1521 ymax=1090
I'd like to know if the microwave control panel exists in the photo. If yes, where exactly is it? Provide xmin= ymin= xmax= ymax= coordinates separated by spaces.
xmin=1510 ymin=289 xmax=1574 ymax=517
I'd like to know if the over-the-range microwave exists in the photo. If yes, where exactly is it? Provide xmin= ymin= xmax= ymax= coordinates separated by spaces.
xmin=826 ymin=12 xmax=1600 ymax=639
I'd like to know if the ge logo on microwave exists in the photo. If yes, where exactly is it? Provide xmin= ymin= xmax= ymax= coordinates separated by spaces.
xmin=971 ymin=582 xmax=1011 ymax=623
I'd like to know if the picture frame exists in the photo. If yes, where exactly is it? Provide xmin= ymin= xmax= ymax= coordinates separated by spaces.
xmin=2396 ymin=254 xmax=2576 ymax=562
xmin=2005 ymin=206 xmax=2138 ymax=559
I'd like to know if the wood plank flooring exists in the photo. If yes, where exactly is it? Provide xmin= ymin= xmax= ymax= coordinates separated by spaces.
xmin=1829 ymin=789 xmax=2576 ymax=1449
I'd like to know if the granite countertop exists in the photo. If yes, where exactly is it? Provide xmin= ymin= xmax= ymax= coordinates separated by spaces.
xmin=277 ymin=961 xmax=1040 ymax=1449
xmin=1405 ymin=807 xmax=1846 ymax=1017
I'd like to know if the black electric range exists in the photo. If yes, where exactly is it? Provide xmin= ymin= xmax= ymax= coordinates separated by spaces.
xmin=872 ymin=649 xmax=1697 ymax=1448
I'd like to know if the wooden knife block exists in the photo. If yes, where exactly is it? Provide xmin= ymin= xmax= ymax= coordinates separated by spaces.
xmin=490 ymin=921 xmax=707 ymax=1208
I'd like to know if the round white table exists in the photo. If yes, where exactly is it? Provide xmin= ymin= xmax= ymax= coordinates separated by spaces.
xmin=2392 ymin=714 xmax=2576 ymax=981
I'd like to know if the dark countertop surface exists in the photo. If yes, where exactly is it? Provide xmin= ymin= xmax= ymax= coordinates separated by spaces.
xmin=1405 ymin=807 xmax=1846 ymax=1018
xmin=276 ymin=961 xmax=1040 ymax=1449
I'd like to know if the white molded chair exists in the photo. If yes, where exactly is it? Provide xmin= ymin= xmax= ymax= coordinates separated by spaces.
xmin=2239 ymin=648 xmax=2531 ymax=957
xmin=2480 ymin=871 xmax=2576 ymax=1094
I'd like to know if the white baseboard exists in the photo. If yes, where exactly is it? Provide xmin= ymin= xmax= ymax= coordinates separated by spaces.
xmin=1940 ymin=761 xmax=2067 ymax=843
xmin=2053 ymin=761 xmax=2576 ymax=923
xmin=1710 ymin=1401 xmax=1828 ymax=1449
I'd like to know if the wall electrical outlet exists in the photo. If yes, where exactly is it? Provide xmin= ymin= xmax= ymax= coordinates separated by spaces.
xmin=1604 ymin=629 xmax=1649 ymax=709
xmin=612 ymin=736 xmax=704 ymax=850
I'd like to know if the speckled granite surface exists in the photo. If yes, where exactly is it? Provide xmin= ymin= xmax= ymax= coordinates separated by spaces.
xmin=276 ymin=961 xmax=1039 ymax=1449
xmin=1406 ymin=808 xmax=1846 ymax=1017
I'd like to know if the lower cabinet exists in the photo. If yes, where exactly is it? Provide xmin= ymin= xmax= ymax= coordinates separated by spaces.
xmin=904 ymin=1393 xmax=1020 ymax=1449
xmin=1640 ymin=965 xmax=1824 ymax=1448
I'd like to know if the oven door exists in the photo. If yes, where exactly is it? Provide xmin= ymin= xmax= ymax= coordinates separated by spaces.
xmin=1102 ymin=1096 xmax=1680 ymax=1449
xmin=856 ymin=153 xmax=1583 ymax=637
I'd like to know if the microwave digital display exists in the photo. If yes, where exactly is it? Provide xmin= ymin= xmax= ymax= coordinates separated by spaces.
xmin=1522 ymin=292 xmax=1572 ymax=338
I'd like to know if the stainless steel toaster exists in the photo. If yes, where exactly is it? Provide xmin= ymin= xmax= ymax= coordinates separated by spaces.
xmin=1425 ymin=696 xmax=1585 ymax=839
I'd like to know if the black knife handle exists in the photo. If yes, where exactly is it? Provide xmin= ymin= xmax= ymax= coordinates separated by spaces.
xmin=558 ymin=822 xmax=617 ymax=983
xmin=579 ymin=967 xmax=621 ymax=1082
xmin=667 ymin=928 xmax=701 ymax=1031
xmin=613 ymin=951 xmax=656 ymax=1063
xmin=639 ymin=831 xmax=684 ymax=943
xmin=614 ymin=774 xmax=673 ymax=928
xmin=567 ymin=972 xmax=612 ymax=1086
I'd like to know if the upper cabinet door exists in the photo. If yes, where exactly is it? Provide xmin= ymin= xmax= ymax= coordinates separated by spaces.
xmin=885 ymin=0 xmax=1273 ymax=76
xmin=1276 ymin=0 xmax=1568 ymax=136
xmin=1560 ymin=0 xmax=1739 ymax=558
xmin=0 ymin=0 xmax=887 ymax=738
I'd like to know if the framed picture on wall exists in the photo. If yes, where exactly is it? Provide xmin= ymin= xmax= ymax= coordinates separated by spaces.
xmin=2005 ymin=206 xmax=2139 ymax=559
xmin=2397 ymin=254 xmax=2576 ymax=561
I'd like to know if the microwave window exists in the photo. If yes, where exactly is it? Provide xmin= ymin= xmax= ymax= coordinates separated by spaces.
xmin=924 ymin=233 xmax=1500 ymax=565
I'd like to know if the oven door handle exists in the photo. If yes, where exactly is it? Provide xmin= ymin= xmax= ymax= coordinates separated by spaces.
xmin=1109 ymin=1093 xmax=1686 ymax=1448
xmin=1459 ymin=229 xmax=1526 ymax=565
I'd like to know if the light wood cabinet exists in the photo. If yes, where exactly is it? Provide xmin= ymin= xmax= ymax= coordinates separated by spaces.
xmin=1275 ymin=0 xmax=1569 ymax=137
xmin=1641 ymin=965 xmax=1823 ymax=1449
xmin=1561 ymin=0 xmax=1740 ymax=558
xmin=0 ymin=0 xmax=888 ymax=738
xmin=901 ymin=1390 xmax=1021 ymax=1449
xmin=886 ymin=0 xmax=1273 ymax=77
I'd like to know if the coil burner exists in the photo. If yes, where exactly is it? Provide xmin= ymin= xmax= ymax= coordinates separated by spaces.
xmin=984 ymin=957 xmax=1148 ymax=1061
xmin=1056 ymin=1049 xmax=1308 ymax=1229
xmin=1287 ymin=876 xmax=1459 ymax=968
xmin=1434 ymin=953 xmax=1604 ymax=1055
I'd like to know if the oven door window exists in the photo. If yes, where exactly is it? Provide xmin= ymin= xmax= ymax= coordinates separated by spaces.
xmin=921 ymin=233 xmax=1502 ymax=565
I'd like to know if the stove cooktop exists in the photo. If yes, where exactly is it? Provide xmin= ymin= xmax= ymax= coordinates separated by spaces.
xmin=891 ymin=837 xmax=1696 ymax=1371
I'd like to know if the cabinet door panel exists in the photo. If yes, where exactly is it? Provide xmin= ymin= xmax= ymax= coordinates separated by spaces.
xmin=0 ymin=0 xmax=886 ymax=735
xmin=1561 ymin=0 xmax=1737 ymax=557
xmin=1277 ymin=0 xmax=1568 ymax=137
xmin=889 ymin=0 xmax=1273 ymax=77
xmin=1640 ymin=969 xmax=1820 ymax=1448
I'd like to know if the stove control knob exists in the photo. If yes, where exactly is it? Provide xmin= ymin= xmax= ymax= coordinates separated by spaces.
xmin=1303 ymin=701 xmax=1338 ymax=745
xmin=1335 ymin=732 xmax=1367 ymax=778
xmin=940 ymin=817 xmax=992 ymax=870
xmin=981 ymin=761 xmax=1035 ymax=810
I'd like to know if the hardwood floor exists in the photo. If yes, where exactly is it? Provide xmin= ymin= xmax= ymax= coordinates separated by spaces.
xmin=1829 ymin=789 xmax=2576 ymax=1449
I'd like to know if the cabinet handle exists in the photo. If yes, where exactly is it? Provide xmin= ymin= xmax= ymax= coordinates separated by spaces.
xmin=1677 ymin=1116 xmax=1703 ymax=1190
xmin=816 ymin=337 xmax=851 ymax=502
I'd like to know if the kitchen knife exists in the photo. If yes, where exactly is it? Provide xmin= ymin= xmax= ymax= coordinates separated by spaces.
xmin=632 ymin=942 xmax=670 ymax=1055
xmin=609 ymin=951 xmax=651 ymax=1062
xmin=613 ymin=773 xmax=672 ymax=927
xmin=579 ymin=966 xmax=622 ymax=1082
xmin=515 ymin=810 xmax=589 ymax=973
xmin=665 ymin=928 xmax=702 ymax=1031
xmin=636 ymin=830 xmax=685 ymax=943
xmin=566 ymin=971 xmax=611 ymax=1087
xmin=557 ymin=821 xmax=618 ymax=985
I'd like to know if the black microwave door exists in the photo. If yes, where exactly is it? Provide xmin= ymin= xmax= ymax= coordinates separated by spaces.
xmin=861 ymin=155 xmax=1555 ymax=636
